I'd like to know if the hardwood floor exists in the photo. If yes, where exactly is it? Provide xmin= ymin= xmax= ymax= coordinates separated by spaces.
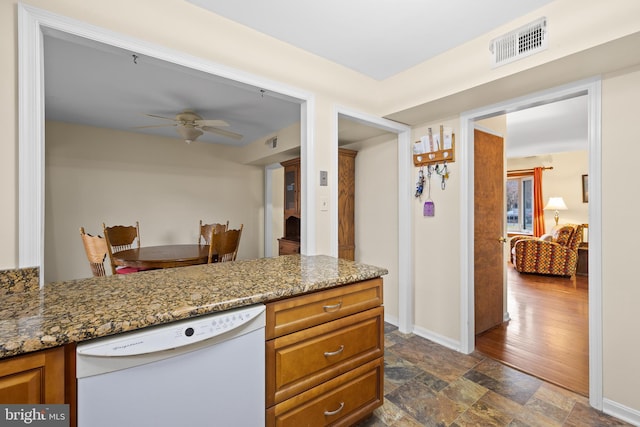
xmin=475 ymin=264 xmax=589 ymax=396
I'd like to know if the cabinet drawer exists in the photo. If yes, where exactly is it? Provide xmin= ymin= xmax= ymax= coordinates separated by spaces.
xmin=267 ymin=307 xmax=383 ymax=406
xmin=278 ymin=239 xmax=300 ymax=255
xmin=266 ymin=278 xmax=383 ymax=339
xmin=267 ymin=357 xmax=383 ymax=427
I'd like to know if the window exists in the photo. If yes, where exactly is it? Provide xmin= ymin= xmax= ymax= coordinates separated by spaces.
xmin=506 ymin=176 xmax=533 ymax=233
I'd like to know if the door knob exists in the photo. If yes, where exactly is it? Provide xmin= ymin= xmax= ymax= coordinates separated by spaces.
xmin=498 ymin=236 xmax=507 ymax=243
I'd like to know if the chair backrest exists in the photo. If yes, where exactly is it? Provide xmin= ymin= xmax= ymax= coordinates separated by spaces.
xmin=199 ymin=220 xmax=229 ymax=245
xmin=551 ymin=223 xmax=584 ymax=251
xmin=102 ymin=221 xmax=141 ymax=274
xmin=79 ymin=227 xmax=108 ymax=277
xmin=551 ymin=225 xmax=575 ymax=247
xmin=567 ymin=224 xmax=584 ymax=252
xmin=215 ymin=225 xmax=243 ymax=263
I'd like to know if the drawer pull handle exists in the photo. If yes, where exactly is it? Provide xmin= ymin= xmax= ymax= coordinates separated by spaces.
xmin=324 ymin=402 xmax=344 ymax=416
xmin=323 ymin=301 xmax=342 ymax=312
xmin=323 ymin=345 xmax=344 ymax=357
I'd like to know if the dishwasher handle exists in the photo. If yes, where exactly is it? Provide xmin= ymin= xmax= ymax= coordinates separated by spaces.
xmin=77 ymin=305 xmax=265 ymax=357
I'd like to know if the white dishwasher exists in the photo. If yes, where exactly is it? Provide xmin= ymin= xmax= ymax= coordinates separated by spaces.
xmin=76 ymin=304 xmax=265 ymax=427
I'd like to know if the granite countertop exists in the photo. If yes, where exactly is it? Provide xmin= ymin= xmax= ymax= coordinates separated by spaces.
xmin=0 ymin=255 xmax=387 ymax=359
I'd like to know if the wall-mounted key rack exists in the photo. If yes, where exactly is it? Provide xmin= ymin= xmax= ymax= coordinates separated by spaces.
xmin=413 ymin=132 xmax=455 ymax=167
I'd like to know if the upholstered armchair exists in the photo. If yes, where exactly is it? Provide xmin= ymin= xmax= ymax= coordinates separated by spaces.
xmin=510 ymin=224 xmax=584 ymax=277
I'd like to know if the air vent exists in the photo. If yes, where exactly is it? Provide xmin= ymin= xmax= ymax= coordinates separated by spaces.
xmin=490 ymin=17 xmax=547 ymax=68
xmin=265 ymin=136 xmax=278 ymax=149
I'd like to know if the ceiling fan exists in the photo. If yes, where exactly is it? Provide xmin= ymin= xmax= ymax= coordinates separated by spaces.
xmin=134 ymin=109 xmax=243 ymax=143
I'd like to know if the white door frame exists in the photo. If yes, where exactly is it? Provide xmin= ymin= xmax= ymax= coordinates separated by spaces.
xmin=459 ymin=78 xmax=602 ymax=409
xmin=18 ymin=4 xmax=315 ymax=282
xmin=263 ymin=162 xmax=283 ymax=258
xmin=332 ymin=106 xmax=413 ymax=333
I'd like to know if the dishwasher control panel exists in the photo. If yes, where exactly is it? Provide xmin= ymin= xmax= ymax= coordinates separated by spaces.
xmin=77 ymin=304 xmax=265 ymax=357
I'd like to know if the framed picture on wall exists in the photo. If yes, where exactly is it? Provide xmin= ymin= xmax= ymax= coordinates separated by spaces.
xmin=582 ymin=174 xmax=588 ymax=203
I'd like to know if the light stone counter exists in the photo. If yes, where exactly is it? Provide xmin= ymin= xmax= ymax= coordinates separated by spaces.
xmin=0 ymin=255 xmax=387 ymax=359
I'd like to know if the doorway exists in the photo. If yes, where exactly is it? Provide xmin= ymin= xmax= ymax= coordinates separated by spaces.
xmin=473 ymin=106 xmax=590 ymax=395
xmin=460 ymin=78 xmax=602 ymax=409
xmin=334 ymin=107 xmax=412 ymax=333
xmin=18 ymin=5 xmax=314 ymax=283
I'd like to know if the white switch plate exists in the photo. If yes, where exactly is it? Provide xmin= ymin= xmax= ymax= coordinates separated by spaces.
xmin=320 ymin=171 xmax=328 ymax=186
xmin=320 ymin=198 xmax=329 ymax=211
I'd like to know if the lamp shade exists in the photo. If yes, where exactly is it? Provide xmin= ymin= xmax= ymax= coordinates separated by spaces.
xmin=544 ymin=197 xmax=568 ymax=211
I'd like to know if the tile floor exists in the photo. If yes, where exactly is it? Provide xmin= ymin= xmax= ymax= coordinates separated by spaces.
xmin=357 ymin=324 xmax=631 ymax=426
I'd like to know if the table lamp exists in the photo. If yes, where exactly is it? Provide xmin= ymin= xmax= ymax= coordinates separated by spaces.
xmin=544 ymin=197 xmax=568 ymax=225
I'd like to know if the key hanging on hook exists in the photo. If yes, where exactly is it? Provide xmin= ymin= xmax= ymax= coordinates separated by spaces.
xmin=414 ymin=167 xmax=425 ymax=199
xmin=436 ymin=162 xmax=449 ymax=190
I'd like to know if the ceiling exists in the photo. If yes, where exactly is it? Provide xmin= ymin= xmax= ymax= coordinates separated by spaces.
xmin=43 ymin=0 xmax=587 ymax=159
xmin=43 ymin=34 xmax=302 ymax=147
xmin=186 ymin=0 xmax=553 ymax=81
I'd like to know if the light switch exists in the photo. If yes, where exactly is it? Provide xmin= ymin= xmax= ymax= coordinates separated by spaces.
xmin=320 ymin=171 xmax=328 ymax=186
xmin=320 ymin=198 xmax=329 ymax=211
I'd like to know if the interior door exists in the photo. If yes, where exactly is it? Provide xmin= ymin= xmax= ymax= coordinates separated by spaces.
xmin=474 ymin=128 xmax=506 ymax=334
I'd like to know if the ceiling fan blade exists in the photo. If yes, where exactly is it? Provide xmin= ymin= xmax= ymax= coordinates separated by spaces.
xmin=145 ymin=113 xmax=177 ymax=122
xmin=131 ymin=124 xmax=177 ymax=129
xmin=202 ymin=126 xmax=243 ymax=140
xmin=195 ymin=119 xmax=229 ymax=127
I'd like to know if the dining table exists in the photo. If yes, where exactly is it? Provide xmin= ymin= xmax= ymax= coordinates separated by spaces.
xmin=112 ymin=244 xmax=214 ymax=270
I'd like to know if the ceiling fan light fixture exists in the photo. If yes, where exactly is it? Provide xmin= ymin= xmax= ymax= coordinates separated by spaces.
xmin=177 ymin=126 xmax=203 ymax=143
xmin=137 ymin=109 xmax=243 ymax=142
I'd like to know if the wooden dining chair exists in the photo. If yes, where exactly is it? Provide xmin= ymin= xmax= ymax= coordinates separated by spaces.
xmin=199 ymin=220 xmax=229 ymax=245
xmin=79 ymin=227 xmax=109 ymax=277
xmin=102 ymin=221 xmax=144 ymax=275
xmin=215 ymin=225 xmax=243 ymax=263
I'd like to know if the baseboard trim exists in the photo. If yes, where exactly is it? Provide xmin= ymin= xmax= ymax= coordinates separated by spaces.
xmin=412 ymin=325 xmax=462 ymax=353
xmin=603 ymin=398 xmax=640 ymax=426
xmin=383 ymin=314 xmax=399 ymax=327
xmin=383 ymin=315 xmax=461 ymax=351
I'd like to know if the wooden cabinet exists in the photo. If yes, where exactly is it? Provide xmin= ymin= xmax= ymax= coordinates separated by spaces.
xmin=0 ymin=347 xmax=65 ymax=404
xmin=282 ymin=158 xmax=301 ymax=220
xmin=278 ymin=238 xmax=300 ymax=255
xmin=278 ymin=150 xmax=357 ymax=259
xmin=338 ymin=149 xmax=357 ymax=261
xmin=266 ymin=278 xmax=384 ymax=426
xmin=279 ymin=158 xmax=302 ymax=255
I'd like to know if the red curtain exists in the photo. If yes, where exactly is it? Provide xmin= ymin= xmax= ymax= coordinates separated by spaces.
xmin=533 ymin=167 xmax=545 ymax=237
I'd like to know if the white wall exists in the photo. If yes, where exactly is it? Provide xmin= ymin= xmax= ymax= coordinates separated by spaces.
xmin=411 ymin=119 xmax=461 ymax=342
xmin=601 ymin=64 xmax=640 ymax=412
xmin=271 ymin=167 xmax=284 ymax=256
xmin=45 ymin=121 xmax=263 ymax=282
xmin=352 ymin=138 xmax=399 ymax=322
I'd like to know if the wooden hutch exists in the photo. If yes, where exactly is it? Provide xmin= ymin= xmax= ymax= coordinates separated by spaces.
xmin=278 ymin=157 xmax=302 ymax=255
xmin=278 ymin=149 xmax=357 ymax=260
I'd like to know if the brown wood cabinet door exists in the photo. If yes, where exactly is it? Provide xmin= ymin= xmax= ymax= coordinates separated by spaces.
xmin=267 ymin=307 xmax=383 ymax=405
xmin=267 ymin=358 xmax=383 ymax=427
xmin=281 ymin=158 xmax=300 ymax=219
xmin=338 ymin=149 xmax=357 ymax=260
xmin=0 ymin=347 xmax=65 ymax=404
xmin=474 ymin=128 xmax=505 ymax=335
